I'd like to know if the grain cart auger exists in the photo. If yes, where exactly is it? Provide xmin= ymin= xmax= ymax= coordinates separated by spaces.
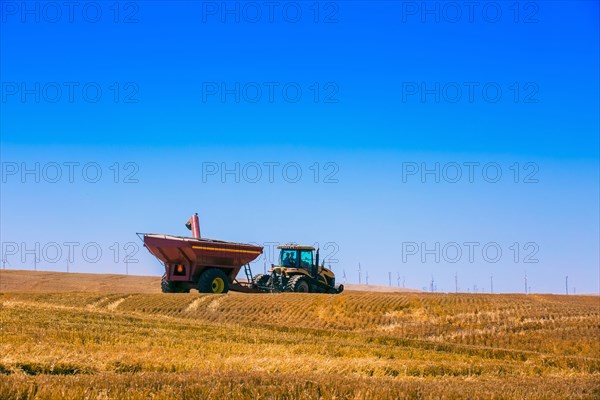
xmin=140 ymin=213 xmax=263 ymax=294
xmin=251 ymin=245 xmax=344 ymax=294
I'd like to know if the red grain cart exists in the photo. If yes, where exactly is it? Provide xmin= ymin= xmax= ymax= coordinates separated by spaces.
xmin=141 ymin=214 xmax=263 ymax=293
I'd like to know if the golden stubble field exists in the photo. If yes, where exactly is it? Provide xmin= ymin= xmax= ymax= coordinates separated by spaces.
xmin=0 ymin=270 xmax=599 ymax=399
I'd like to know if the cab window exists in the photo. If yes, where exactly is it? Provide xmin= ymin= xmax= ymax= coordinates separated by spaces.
xmin=300 ymin=250 xmax=313 ymax=269
xmin=280 ymin=250 xmax=297 ymax=267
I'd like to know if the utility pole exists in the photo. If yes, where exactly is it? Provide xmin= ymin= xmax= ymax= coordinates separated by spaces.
xmin=524 ymin=273 xmax=528 ymax=294
xmin=358 ymin=263 xmax=362 ymax=285
xmin=455 ymin=272 xmax=458 ymax=293
xmin=430 ymin=276 xmax=435 ymax=292
xmin=388 ymin=272 xmax=392 ymax=286
xmin=565 ymin=275 xmax=568 ymax=295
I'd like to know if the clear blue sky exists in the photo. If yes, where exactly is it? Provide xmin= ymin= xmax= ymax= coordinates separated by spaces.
xmin=1 ymin=1 xmax=598 ymax=294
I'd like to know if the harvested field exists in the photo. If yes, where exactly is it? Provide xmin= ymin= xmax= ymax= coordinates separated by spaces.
xmin=0 ymin=270 xmax=598 ymax=399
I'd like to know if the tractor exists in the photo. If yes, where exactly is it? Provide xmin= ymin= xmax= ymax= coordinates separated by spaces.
xmin=252 ymin=245 xmax=344 ymax=294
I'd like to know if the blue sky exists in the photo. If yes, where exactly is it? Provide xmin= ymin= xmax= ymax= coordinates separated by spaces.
xmin=1 ymin=1 xmax=598 ymax=293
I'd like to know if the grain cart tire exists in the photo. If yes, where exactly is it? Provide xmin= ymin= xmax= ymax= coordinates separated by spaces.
xmin=285 ymin=275 xmax=310 ymax=293
xmin=161 ymin=274 xmax=176 ymax=293
xmin=198 ymin=268 xmax=230 ymax=294
xmin=161 ymin=275 xmax=189 ymax=293
xmin=252 ymin=274 xmax=270 ymax=288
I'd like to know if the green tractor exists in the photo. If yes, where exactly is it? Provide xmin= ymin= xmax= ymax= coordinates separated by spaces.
xmin=252 ymin=245 xmax=343 ymax=294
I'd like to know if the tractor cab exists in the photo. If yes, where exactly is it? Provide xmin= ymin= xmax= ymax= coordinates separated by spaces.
xmin=277 ymin=245 xmax=318 ymax=274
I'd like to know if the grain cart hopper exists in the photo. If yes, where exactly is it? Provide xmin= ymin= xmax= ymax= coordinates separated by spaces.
xmin=141 ymin=213 xmax=263 ymax=294
xmin=252 ymin=244 xmax=344 ymax=294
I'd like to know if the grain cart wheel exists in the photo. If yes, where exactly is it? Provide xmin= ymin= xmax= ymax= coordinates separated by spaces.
xmin=285 ymin=275 xmax=310 ymax=293
xmin=198 ymin=268 xmax=230 ymax=294
xmin=252 ymin=274 xmax=270 ymax=288
xmin=161 ymin=274 xmax=176 ymax=293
